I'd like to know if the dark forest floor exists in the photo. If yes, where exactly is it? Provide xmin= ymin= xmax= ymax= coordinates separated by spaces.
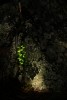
xmin=0 ymin=78 xmax=67 ymax=100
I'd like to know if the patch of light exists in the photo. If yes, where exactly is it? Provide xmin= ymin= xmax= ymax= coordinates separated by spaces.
xmin=30 ymin=68 xmax=47 ymax=91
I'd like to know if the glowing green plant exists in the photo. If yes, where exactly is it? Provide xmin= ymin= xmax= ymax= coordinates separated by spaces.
xmin=17 ymin=45 xmax=39 ymax=80
xmin=17 ymin=45 xmax=26 ymax=65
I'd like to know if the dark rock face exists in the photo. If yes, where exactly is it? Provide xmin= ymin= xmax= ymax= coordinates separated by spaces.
xmin=0 ymin=1 xmax=67 ymax=98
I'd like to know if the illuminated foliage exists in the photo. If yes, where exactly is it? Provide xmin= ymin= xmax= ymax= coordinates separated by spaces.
xmin=17 ymin=44 xmax=39 ymax=80
xmin=17 ymin=45 xmax=26 ymax=65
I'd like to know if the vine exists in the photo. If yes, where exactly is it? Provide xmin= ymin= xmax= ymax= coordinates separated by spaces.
xmin=17 ymin=45 xmax=26 ymax=65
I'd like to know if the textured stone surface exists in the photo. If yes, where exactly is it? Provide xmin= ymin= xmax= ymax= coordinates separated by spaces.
xmin=0 ymin=0 xmax=67 ymax=93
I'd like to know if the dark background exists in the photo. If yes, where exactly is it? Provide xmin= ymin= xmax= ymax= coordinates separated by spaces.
xmin=0 ymin=0 xmax=67 ymax=99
